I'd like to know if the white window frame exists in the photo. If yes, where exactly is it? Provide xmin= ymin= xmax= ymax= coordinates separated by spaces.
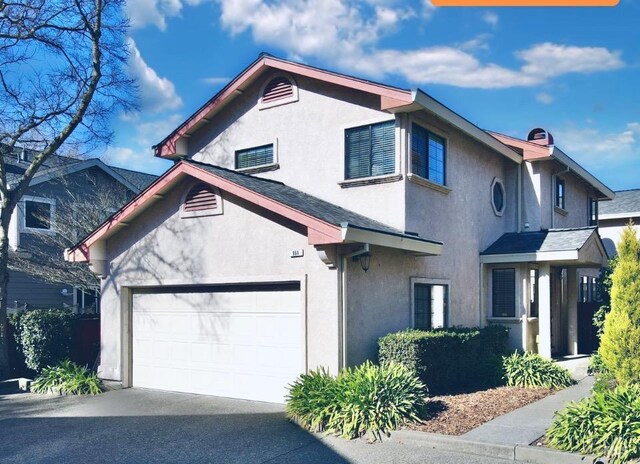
xmin=20 ymin=195 xmax=56 ymax=234
xmin=180 ymin=181 xmax=224 ymax=219
xmin=234 ymin=139 xmax=279 ymax=173
xmin=491 ymin=177 xmax=505 ymax=217
xmin=258 ymin=73 xmax=299 ymax=110
xmin=410 ymin=277 xmax=450 ymax=330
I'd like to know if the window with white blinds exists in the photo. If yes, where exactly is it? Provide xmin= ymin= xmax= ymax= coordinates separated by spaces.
xmin=235 ymin=144 xmax=274 ymax=170
xmin=345 ymin=120 xmax=395 ymax=180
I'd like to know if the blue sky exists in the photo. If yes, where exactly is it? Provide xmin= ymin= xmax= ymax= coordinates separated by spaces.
xmin=105 ymin=0 xmax=640 ymax=191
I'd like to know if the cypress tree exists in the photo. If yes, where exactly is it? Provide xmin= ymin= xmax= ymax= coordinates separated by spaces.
xmin=599 ymin=222 xmax=640 ymax=385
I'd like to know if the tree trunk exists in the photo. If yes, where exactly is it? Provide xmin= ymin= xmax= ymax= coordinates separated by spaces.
xmin=0 ymin=205 xmax=12 ymax=379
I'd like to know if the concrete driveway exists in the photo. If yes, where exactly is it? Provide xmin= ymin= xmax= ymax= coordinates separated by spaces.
xmin=0 ymin=388 xmax=512 ymax=464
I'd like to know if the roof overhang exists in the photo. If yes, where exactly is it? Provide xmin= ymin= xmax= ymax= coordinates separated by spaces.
xmin=599 ymin=212 xmax=640 ymax=220
xmin=480 ymin=230 xmax=609 ymax=268
xmin=413 ymin=91 xmax=521 ymax=164
xmin=341 ymin=224 xmax=442 ymax=256
xmin=549 ymin=146 xmax=615 ymax=200
xmin=489 ymin=131 xmax=614 ymax=200
xmin=65 ymin=161 xmax=441 ymax=264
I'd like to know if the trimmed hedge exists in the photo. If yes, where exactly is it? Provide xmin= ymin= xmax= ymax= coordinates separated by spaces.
xmin=378 ymin=325 xmax=509 ymax=394
xmin=9 ymin=309 xmax=75 ymax=372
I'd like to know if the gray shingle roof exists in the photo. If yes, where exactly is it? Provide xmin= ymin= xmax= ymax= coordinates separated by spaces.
xmin=188 ymin=160 xmax=441 ymax=244
xmin=2 ymin=145 xmax=157 ymax=191
xmin=110 ymin=166 xmax=158 ymax=191
xmin=599 ymin=189 xmax=640 ymax=216
xmin=481 ymin=227 xmax=597 ymax=255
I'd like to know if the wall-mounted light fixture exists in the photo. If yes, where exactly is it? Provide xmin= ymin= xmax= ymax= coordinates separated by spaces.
xmin=358 ymin=253 xmax=371 ymax=272
xmin=352 ymin=252 xmax=371 ymax=272
xmin=346 ymin=243 xmax=371 ymax=273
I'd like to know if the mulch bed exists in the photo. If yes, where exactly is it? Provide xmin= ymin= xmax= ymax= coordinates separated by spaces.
xmin=409 ymin=386 xmax=553 ymax=436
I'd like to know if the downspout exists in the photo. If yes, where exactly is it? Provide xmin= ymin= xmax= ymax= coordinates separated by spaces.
xmin=517 ymin=163 xmax=522 ymax=233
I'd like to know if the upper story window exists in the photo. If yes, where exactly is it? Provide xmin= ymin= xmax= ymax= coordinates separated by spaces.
xmin=345 ymin=120 xmax=395 ymax=180
xmin=555 ymin=177 xmax=565 ymax=210
xmin=589 ymin=197 xmax=598 ymax=226
xmin=235 ymin=144 xmax=274 ymax=170
xmin=259 ymin=75 xmax=298 ymax=109
xmin=491 ymin=178 xmax=505 ymax=216
xmin=411 ymin=123 xmax=446 ymax=186
xmin=181 ymin=183 xmax=223 ymax=218
xmin=24 ymin=199 xmax=54 ymax=231
xmin=492 ymin=268 xmax=516 ymax=318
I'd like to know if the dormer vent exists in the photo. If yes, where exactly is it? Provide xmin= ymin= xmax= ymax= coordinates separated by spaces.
xmin=527 ymin=128 xmax=554 ymax=146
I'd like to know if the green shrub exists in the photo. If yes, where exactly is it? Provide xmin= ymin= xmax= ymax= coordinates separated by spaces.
xmin=286 ymin=368 xmax=339 ymax=432
xmin=286 ymin=362 xmax=426 ymax=441
xmin=502 ymin=351 xmax=573 ymax=389
xmin=9 ymin=309 xmax=75 ymax=372
xmin=378 ymin=325 xmax=509 ymax=394
xmin=546 ymin=384 xmax=640 ymax=464
xmin=31 ymin=360 xmax=103 ymax=395
xmin=588 ymin=352 xmax=606 ymax=375
xmin=600 ymin=223 xmax=640 ymax=385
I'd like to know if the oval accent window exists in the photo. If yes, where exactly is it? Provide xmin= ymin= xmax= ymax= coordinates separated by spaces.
xmin=491 ymin=178 xmax=505 ymax=216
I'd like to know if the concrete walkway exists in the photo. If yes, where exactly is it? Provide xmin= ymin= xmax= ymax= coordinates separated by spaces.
xmin=462 ymin=376 xmax=595 ymax=446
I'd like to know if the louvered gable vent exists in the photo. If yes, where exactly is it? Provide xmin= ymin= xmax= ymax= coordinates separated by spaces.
xmin=184 ymin=183 xmax=218 ymax=212
xmin=262 ymin=77 xmax=294 ymax=104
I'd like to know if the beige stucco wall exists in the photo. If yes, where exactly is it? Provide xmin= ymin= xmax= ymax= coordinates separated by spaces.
xmin=98 ymin=177 xmax=341 ymax=381
xmin=599 ymin=217 xmax=640 ymax=257
xmin=188 ymin=73 xmax=406 ymax=230
xmin=404 ymin=112 xmax=519 ymax=328
xmin=522 ymin=160 xmax=593 ymax=231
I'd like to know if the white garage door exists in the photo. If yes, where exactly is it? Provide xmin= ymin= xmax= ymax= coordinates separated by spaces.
xmin=132 ymin=283 xmax=303 ymax=403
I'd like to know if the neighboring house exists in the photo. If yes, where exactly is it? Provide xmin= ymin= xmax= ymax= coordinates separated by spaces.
xmin=66 ymin=54 xmax=613 ymax=403
xmin=5 ymin=146 xmax=157 ymax=313
xmin=598 ymin=189 xmax=640 ymax=257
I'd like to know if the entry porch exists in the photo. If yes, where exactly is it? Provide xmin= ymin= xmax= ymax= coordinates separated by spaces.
xmin=480 ymin=227 xmax=609 ymax=358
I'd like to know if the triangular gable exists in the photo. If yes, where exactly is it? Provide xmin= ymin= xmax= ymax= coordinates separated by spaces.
xmin=65 ymin=161 xmax=442 ymax=263
xmin=153 ymin=54 xmax=413 ymax=159
xmin=29 ymin=158 xmax=143 ymax=193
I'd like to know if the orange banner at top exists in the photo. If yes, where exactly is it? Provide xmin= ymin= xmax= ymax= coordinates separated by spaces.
xmin=432 ymin=0 xmax=618 ymax=5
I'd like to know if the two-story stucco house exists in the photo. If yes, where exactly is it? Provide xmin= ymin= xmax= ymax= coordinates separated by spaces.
xmin=5 ymin=146 xmax=157 ymax=312
xmin=66 ymin=55 xmax=613 ymax=403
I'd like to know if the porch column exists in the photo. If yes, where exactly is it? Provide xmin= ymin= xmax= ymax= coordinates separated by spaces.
xmin=538 ymin=263 xmax=552 ymax=359
xmin=567 ymin=268 xmax=579 ymax=355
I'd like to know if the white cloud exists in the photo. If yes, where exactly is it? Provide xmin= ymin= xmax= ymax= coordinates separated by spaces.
xmin=482 ymin=11 xmax=498 ymax=29
xmin=536 ymin=92 xmax=554 ymax=104
xmin=214 ymin=0 xmax=625 ymax=89
xmin=201 ymin=76 xmax=231 ymax=85
xmin=554 ymin=122 xmax=640 ymax=163
xmin=127 ymin=0 xmax=209 ymax=30
xmin=135 ymin=114 xmax=184 ymax=149
xmin=517 ymin=43 xmax=624 ymax=79
xmin=458 ymin=33 xmax=492 ymax=52
xmin=102 ymin=146 xmax=172 ymax=174
xmin=127 ymin=39 xmax=183 ymax=113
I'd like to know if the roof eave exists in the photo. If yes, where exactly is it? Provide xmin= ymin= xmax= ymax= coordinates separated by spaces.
xmin=550 ymin=146 xmax=615 ymax=200
xmin=341 ymin=224 xmax=443 ymax=256
xmin=412 ymin=90 xmax=522 ymax=164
